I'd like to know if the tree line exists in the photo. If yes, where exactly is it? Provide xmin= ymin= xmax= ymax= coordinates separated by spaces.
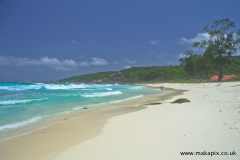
xmin=179 ymin=18 xmax=240 ymax=81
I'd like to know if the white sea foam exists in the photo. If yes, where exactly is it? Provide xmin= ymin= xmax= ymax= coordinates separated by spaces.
xmin=111 ymin=95 xmax=143 ymax=103
xmin=0 ymin=83 xmax=89 ymax=91
xmin=129 ymin=86 xmax=142 ymax=90
xmin=0 ymin=98 xmax=48 ymax=105
xmin=43 ymin=84 xmax=87 ymax=90
xmin=106 ymin=88 xmax=113 ymax=90
xmin=0 ymin=85 xmax=41 ymax=91
xmin=81 ymin=91 xmax=122 ymax=97
xmin=0 ymin=116 xmax=41 ymax=131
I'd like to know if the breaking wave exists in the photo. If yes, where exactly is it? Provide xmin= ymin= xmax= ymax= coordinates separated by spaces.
xmin=81 ymin=91 xmax=122 ymax=97
xmin=0 ymin=116 xmax=41 ymax=131
xmin=111 ymin=95 xmax=143 ymax=103
xmin=0 ymin=98 xmax=48 ymax=105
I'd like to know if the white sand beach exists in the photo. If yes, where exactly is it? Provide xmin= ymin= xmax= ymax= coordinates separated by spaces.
xmin=0 ymin=82 xmax=240 ymax=160
xmin=53 ymin=82 xmax=240 ymax=160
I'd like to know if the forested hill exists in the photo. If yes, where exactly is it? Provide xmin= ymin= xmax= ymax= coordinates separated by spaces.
xmin=57 ymin=66 xmax=186 ymax=84
xmin=57 ymin=56 xmax=240 ymax=84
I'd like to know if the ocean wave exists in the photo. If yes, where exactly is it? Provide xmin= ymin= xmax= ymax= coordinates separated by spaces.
xmin=0 ymin=116 xmax=41 ymax=131
xmin=0 ymin=98 xmax=48 ymax=105
xmin=0 ymin=83 xmax=88 ymax=91
xmin=43 ymin=84 xmax=87 ymax=90
xmin=106 ymin=88 xmax=113 ymax=90
xmin=81 ymin=91 xmax=122 ymax=97
xmin=0 ymin=85 xmax=41 ymax=91
xmin=129 ymin=86 xmax=142 ymax=90
xmin=111 ymin=95 xmax=143 ymax=103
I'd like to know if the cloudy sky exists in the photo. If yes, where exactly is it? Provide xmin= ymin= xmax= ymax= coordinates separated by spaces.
xmin=0 ymin=0 xmax=239 ymax=82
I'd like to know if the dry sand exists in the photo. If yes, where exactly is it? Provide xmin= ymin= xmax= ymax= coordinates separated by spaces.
xmin=1 ymin=82 xmax=240 ymax=160
xmin=0 ymin=87 xmax=181 ymax=160
xmin=53 ymin=82 xmax=240 ymax=160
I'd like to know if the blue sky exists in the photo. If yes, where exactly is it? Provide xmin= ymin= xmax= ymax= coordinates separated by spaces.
xmin=0 ymin=0 xmax=239 ymax=82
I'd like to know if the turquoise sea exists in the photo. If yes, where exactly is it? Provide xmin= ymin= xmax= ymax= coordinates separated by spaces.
xmin=0 ymin=82 xmax=158 ymax=140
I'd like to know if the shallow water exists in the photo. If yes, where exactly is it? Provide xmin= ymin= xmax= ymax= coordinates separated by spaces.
xmin=0 ymin=82 xmax=159 ymax=140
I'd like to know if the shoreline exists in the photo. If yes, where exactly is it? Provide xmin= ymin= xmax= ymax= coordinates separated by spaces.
xmin=54 ymin=82 xmax=240 ymax=160
xmin=0 ymin=87 xmax=184 ymax=160
xmin=0 ymin=85 xmax=162 ymax=141
xmin=1 ymin=82 xmax=239 ymax=160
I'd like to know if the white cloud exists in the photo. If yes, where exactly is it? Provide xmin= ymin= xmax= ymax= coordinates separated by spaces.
xmin=0 ymin=55 xmax=41 ymax=66
xmin=180 ymin=33 xmax=210 ymax=44
xmin=123 ymin=58 xmax=135 ymax=64
xmin=0 ymin=55 xmax=110 ymax=70
xmin=17 ymin=58 xmax=41 ymax=66
xmin=79 ymin=57 xmax=109 ymax=66
xmin=52 ymin=66 xmax=78 ymax=71
xmin=90 ymin=57 xmax=108 ymax=65
xmin=79 ymin=61 xmax=89 ymax=66
xmin=0 ymin=55 xmax=79 ymax=71
xmin=40 ymin=57 xmax=78 ymax=67
xmin=149 ymin=40 xmax=161 ymax=45
xmin=0 ymin=55 xmax=11 ymax=65
xmin=62 ymin=59 xmax=79 ymax=67
xmin=40 ymin=57 xmax=60 ymax=66
xmin=72 ymin=40 xmax=78 ymax=44
xmin=124 ymin=65 xmax=131 ymax=69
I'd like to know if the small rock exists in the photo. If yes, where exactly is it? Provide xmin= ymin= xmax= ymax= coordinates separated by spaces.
xmin=83 ymin=107 xmax=89 ymax=109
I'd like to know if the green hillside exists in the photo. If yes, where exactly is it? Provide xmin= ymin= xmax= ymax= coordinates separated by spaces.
xmin=57 ymin=56 xmax=240 ymax=84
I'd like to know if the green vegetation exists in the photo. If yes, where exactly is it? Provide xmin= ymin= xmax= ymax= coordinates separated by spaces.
xmin=193 ymin=18 xmax=240 ymax=81
xmin=58 ymin=66 xmax=188 ymax=84
xmin=57 ymin=56 xmax=240 ymax=84
xmin=59 ymin=71 xmax=115 ymax=83
xmin=58 ymin=19 xmax=240 ymax=84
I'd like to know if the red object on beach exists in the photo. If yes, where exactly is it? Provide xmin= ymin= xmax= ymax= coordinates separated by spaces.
xmin=210 ymin=74 xmax=237 ymax=81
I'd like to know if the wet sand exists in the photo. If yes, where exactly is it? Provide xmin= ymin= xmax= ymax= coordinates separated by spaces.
xmin=0 ymin=88 xmax=183 ymax=160
xmin=54 ymin=82 xmax=240 ymax=160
